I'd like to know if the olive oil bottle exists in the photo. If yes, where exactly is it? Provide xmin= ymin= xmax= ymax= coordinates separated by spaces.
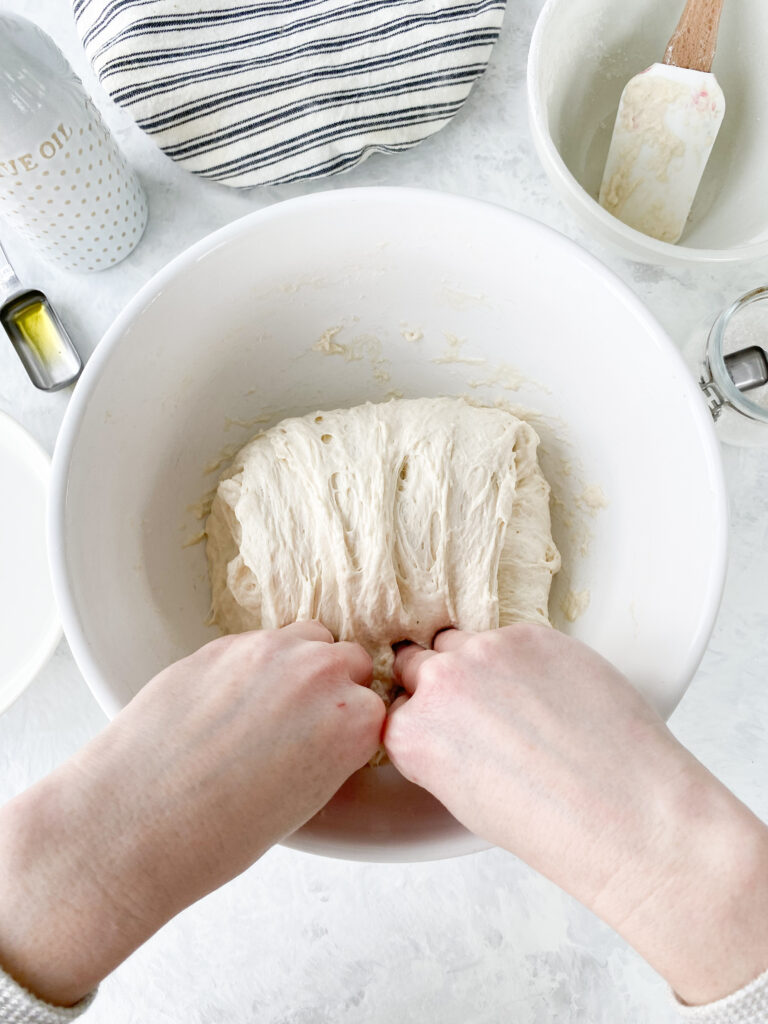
xmin=0 ymin=14 xmax=147 ymax=272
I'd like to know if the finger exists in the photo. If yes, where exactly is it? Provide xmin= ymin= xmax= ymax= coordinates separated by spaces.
xmin=388 ymin=693 xmax=409 ymax=715
xmin=280 ymin=620 xmax=334 ymax=644
xmin=393 ymin=643 xmax=437 ymax=694
xmin=333 ymin=641 xmax=373 ymax=686
xmin=432 ymin=628 xmax=475 ymax=653
xmin=382 ymin=700 xmax=421 ymax=784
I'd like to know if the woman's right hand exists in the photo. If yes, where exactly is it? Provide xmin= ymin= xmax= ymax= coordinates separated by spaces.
xmin=384 ymin=624 xmax=768 ymax=1007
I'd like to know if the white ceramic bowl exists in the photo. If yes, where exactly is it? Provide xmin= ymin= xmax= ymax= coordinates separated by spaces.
xmin=528 ymin=0 xmax=768 ymax=265
xmin=50 ymin=188 xmax=727 ymax=861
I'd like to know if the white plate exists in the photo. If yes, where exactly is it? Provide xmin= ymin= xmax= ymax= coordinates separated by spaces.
xmin=49 ymin=188 xmax=727 ymax=861
xmin=0 ymin=412 xmax=60 ymax=715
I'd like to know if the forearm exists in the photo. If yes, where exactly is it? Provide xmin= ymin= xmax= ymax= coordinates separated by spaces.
xmin=388 ymin=628 xmax=768 ymax=1007
xmin=0 ymin=730 xmax=278 ymax=1006
xmin=591 ymin=766 xmax=768 ymax=1007
xmin=0 ymin=626 xmax=383 ymax=1009
xmin=0 ymin=762 xmax=171 ymax=1007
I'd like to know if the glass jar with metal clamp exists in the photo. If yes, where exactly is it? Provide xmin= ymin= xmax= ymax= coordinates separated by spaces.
xmin=695 ymin=287 xmax=768 ymax=447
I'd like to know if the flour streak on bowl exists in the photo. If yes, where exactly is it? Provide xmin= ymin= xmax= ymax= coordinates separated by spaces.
xmin=49 ymin=188 xmax=727 ymax=861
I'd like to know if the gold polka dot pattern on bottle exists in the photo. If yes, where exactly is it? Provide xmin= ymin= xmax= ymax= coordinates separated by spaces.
xmin=0 ymin=17 xmax=148 ymax=273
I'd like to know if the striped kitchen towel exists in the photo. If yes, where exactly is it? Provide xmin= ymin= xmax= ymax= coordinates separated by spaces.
xmin=72 ymin=0 xmax=506 ymax=188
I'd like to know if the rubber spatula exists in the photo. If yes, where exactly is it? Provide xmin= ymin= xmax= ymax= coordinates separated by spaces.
xmin=598 ymin=0 xmax=726 ymax=244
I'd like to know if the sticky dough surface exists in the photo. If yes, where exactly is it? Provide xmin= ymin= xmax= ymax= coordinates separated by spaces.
xmin=206 ymin=397 xmax=561 ymax=697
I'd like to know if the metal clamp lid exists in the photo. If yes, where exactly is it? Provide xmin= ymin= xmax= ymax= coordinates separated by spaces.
xmin=700 ymin=344 xmax=768 ymax=421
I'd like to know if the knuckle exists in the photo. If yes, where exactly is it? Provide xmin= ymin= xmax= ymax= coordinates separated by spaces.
xmin=301 ymin=619 xmax=335 ymax=643
xmin=500 ymin=621 xmax=548 ymax=648
xmin=455 ymin=622 xmax=549 ymax=674
xmin=218 ymin=627 xmax=308 ymax=679
xmin=384 ymin=709 xmax=432 ymax=785
xmin=203 ymin=632 xmax=239 ymax=656
xmin=383 ymin=704 xmax=412 ymax=754
xmin=311 ymin=646 xmax=347 ymax=681
xmin=415 ymin=678 xmax=452 ymax=719
xmin=415 ymin=656 xmax=444 ymax=693
xmin=355 ymin=645 xmax=374 ymax=675
xmin=193 ymin=632 xmax=253 ymax=674
xmin=349 ymin=686 xmax=386 ymax=728
xmin=466 ymin=631 xmax=506 ymax=668
xmin=362 ymin=681 xmax=387 ymax=711
xmin=333 ymin=687 xmax=385 ymax=760
xmin=250 ymin=626 xmax=280 ymax=653
xmin=241 ymin=629 xmax=287 ymax=669
xmin=416 ymin=655 xmax=465 ymax=708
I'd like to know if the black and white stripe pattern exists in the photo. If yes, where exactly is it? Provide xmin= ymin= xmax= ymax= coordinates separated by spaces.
xmin=73 ymin=0 xmax=506 ymax=187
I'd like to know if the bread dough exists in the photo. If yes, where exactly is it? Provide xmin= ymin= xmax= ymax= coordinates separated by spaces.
xmin=206 ymin=397 xmax=560 ymax=697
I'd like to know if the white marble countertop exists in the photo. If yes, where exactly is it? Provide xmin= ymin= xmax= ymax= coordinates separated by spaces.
xmin=1 ymin=2 xmax=767 ymax=1022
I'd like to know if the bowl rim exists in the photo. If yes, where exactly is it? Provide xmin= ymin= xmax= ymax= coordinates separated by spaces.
xmin=49 ymin=188 xmax=729 ymax=836
xmin=526 ymin=0 xmax=768 ymax=266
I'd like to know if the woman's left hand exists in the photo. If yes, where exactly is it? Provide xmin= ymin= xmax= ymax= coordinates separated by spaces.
xmin=0 ymin=622 xmax=384 ymax=1006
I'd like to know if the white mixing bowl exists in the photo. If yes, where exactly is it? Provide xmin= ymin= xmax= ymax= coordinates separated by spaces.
xmin=50 ymin=188 xmax=727 ymax=861
xmin=528 ymin=0 xmax=768 ymax=265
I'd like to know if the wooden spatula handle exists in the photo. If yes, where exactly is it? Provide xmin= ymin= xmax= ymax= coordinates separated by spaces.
xmin=664 ymin=0 xmax=725 ymax=72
